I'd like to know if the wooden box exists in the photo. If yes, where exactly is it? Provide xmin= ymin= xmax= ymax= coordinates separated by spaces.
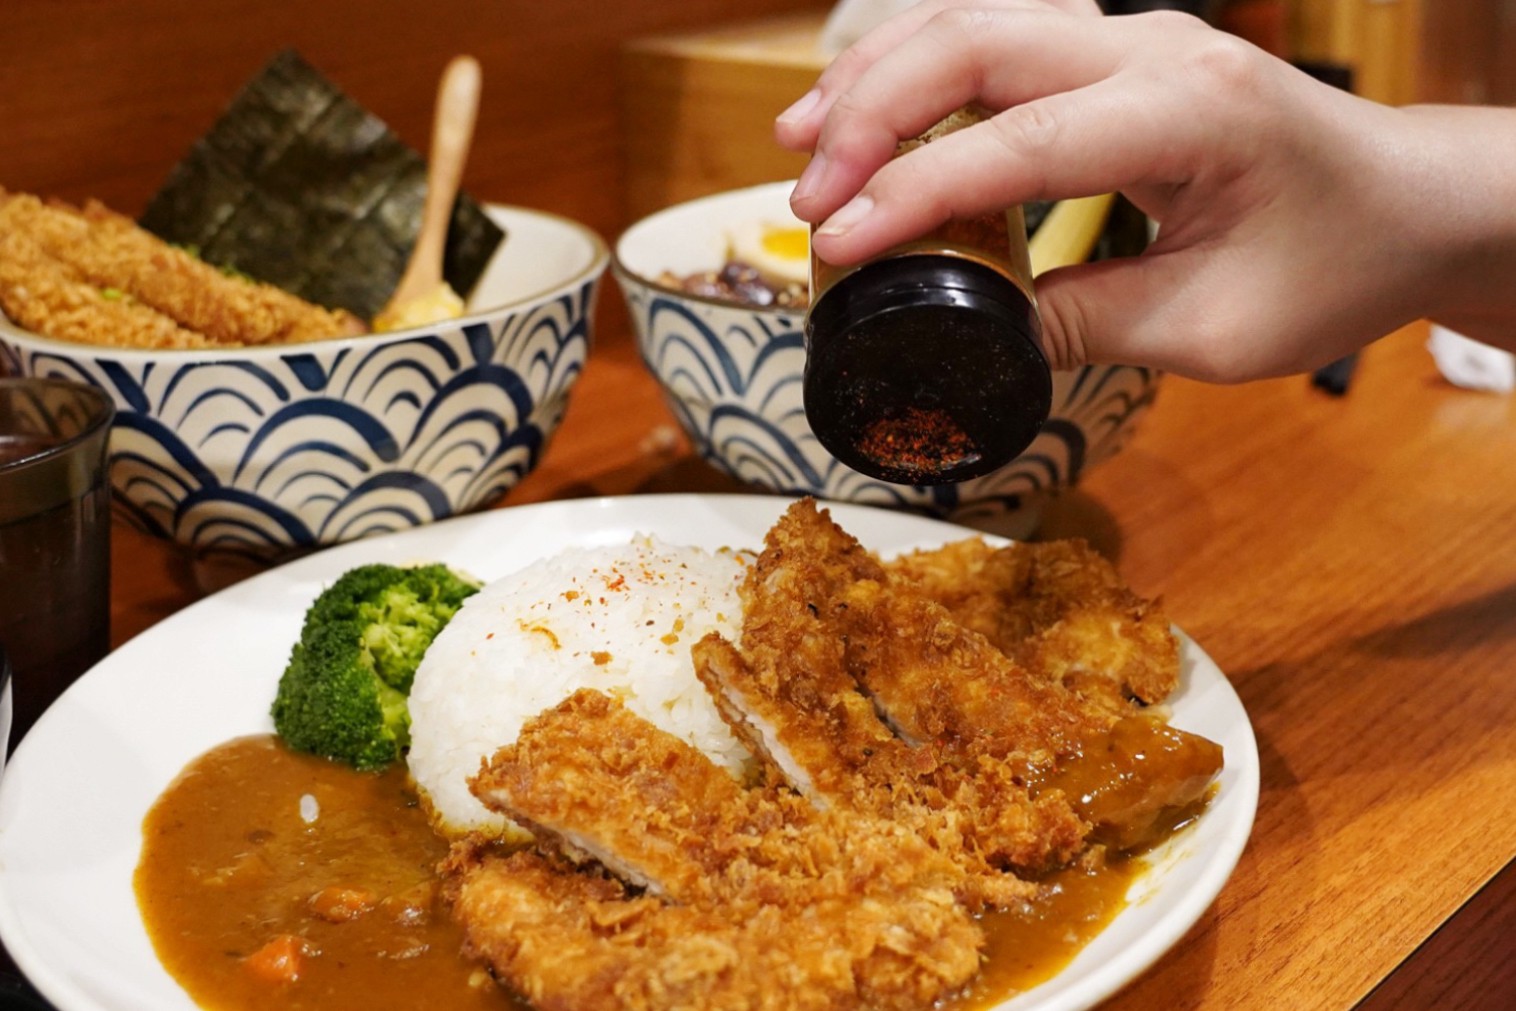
xmin=620 ymin=13 xmax=831 ymax=220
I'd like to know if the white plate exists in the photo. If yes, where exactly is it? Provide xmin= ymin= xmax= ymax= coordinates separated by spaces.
xmin=0 ymin=494 xmax=1258 ymax=1011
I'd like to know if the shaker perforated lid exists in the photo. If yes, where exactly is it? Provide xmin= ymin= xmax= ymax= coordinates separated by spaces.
xmin=803 ymin=255 xmax=1051 ymax=485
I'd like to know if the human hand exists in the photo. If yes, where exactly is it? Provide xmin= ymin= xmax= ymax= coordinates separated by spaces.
xmin=777 ymin=3 xmax=1516 ymax=381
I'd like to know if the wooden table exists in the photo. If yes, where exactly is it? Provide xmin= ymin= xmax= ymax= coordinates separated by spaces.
xmin=105 ymin=321 xmax=1516 ymax=1009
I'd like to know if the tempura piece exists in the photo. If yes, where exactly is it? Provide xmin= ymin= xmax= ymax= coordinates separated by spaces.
xmin=0 ymin=228 xmax=215 ymax=350
xmin=0 ymin=188 xmax=364 ymax=346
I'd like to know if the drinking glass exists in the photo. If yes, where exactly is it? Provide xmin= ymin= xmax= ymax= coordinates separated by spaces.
xmin=0 ymin=378 xmax=115 ymax=745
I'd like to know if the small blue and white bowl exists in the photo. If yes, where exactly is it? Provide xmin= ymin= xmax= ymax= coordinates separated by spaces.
xmin=613 ymin=181 xmax=1159 ymax=537
xmin=0 ymin=206 xmax=608 ymax=559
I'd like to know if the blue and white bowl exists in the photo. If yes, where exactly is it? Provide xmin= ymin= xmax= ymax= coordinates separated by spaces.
xmin=0 ymin=206 xmax=608 ymax=559
xmin=613 ymin=181 xmax=1159 ymax=537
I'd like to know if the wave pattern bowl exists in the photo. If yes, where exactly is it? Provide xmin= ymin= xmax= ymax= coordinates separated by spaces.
xmin=614 ymin=182 xmax=1159 ymax=536
xmin=0 ymin=206 xmax=608 ymax=559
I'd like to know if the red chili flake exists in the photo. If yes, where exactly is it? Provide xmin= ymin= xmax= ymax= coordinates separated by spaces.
xmin=857 ymin=406 xmax=979 ymax=474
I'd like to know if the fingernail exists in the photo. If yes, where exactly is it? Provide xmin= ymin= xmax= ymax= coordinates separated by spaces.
xmin=776 ymin=87 xmax=822 ymax=126
xmin=791 ymin=152 xmax=828 ymax=205
xmin=816 ymin=194 xmax=874 ymax=237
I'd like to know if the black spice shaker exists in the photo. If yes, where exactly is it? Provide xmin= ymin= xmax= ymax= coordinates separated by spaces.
xmin=803 ymin=107 xmax=1052 ymax=486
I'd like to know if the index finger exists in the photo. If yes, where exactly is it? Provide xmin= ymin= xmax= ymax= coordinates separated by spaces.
xmin=809 ymin=77 xmax=1201 ymax=266
xmin=774 ymin=0 xmax=1103 ymax=152
xmin=791 ymin=6 xmax=1130 ymax=223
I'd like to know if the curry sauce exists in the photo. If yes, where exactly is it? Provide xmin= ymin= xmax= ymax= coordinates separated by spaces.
xmin=137 ymin=736 xmax=1156 ymax=1011
xmin=135 ymin=736 xmax=521 ymax=1011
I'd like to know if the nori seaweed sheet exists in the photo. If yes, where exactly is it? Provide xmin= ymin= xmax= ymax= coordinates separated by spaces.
xmin=140 ymin=50 xmax=504 ymax=320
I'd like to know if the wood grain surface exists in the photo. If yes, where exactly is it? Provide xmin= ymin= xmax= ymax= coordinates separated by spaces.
xmin=1357 ymin=859 xmax=1516 ymax=1010
xmin=622 ymin=14 xmax=826 ymax=217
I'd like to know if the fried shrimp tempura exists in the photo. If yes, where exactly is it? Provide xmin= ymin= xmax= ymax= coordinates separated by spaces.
xmin=0 ymin=228 xmax=215 ymax=350
xmin=0 ymin=188 xmax=364 ymax=347
xmin=457 ymin=691 xmax=983 ymax=1011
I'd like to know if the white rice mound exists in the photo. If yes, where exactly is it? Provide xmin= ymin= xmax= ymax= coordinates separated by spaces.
xmin=406 ymin=536 xmax=750 ymax=840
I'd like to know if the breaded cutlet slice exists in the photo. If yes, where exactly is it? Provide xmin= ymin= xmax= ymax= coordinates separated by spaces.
xmin=833 ymin=574 xmax=1102 ymax=763
xmin=709 ymin=500 xmax=1221 ymax=866
xmin=887 ymin=536 xmax=1181 ymax=706
xmin=693 ymin=501 xmax=1081 ymax=891
xmin=469 ymin=690 xmax=968 ymax=911
xmin=460 ymin=691 xmax=984 ymax=1010
xmin=790 ymin=509 xmax=1220 ymax=853
xmin=448 ymin=848 xmax=981 ymax=1011
xmin=835 ymin=570 xmax=1222 ymax=852
xmin=694 ymin=631 xmax=1061 ymax=901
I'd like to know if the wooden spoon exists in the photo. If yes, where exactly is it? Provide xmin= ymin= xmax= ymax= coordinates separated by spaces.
xmin=374 ymin=55 xmax=482 ymax=331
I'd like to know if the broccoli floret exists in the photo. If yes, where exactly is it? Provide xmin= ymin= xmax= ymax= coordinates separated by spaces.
xmin=271 ymin=563 xmax=479 ymax=769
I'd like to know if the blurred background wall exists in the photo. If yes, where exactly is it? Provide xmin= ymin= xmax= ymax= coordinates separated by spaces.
xmin=0 ymin=0 xmax=1510 ymax=234
xmin=1290 ymin=0 xmax=1516 ymax=106
xmin=0 ymin=0 xmax=831 ymax=239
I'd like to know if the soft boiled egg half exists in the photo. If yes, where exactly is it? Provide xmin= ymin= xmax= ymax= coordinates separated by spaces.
xmin=728 ymin=219 xmax=810 ymax=287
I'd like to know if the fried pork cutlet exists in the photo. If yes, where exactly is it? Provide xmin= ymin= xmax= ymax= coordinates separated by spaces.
xmin=689 ymin=555 xmax=924 ymax=808
xmin=887 ymin=536 xmax=1181 ymax=707
xmin=699 ymin=500 xmax=1221 ymax=866
xmin=457 ymin=690 xmax=983 ymax=1011
xmin=689 ymin=496 xmax=927 ymax=802
xmin=835 ymin=574 xmax=1223 ymax=851
xmin=0 ymin=228 xmax=215 ymax=350
xmin=694 ymin=634 xmax=1063 ymax=902
xmin=0 ymin=189 xmax=364 ymax=346
xmin=692 ymin=501 xmax=1085 ymax=889
xmin=469 ymin=689 xmax=953 ymax=906
xmin=451 ymin=849 xmax=974 ymax=1011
